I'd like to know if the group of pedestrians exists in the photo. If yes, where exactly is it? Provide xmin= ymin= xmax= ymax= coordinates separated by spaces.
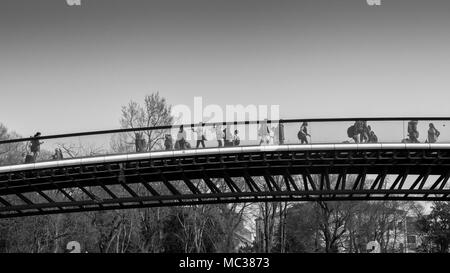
xmin=22 ymin=120 xmax=445 ymax=164
xmin=293 ymin=121 xmax=378 ymax=145
xmin=403 ymin=120 xmax=440 ymax=143
xmin=258 ymin=119 xmax=278 ymax=145
xmin=343 ymin=120 xmax=440 ymax=144
xmin=143 ymin=119 xmax=444 ymax=152
xmin=163 ymin=123 xmax=241 ymax=151
xmin=212 ymin=124 xmax=240 ymax=147
xmin=296 ymin=120 xmax=441 ymax=144
xmin=24 ymin=132 xmax=65 ymax=163
xmin=346 ymin=120 xmax=378 ymax=144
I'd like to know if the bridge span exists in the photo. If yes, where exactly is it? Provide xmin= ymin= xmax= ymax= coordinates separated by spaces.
xmin=1 ymin=118 xmax=450 ymax=218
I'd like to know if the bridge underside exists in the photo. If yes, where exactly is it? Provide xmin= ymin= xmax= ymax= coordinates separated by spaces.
xmin=1 ymin=146 xmax=450 ymax=218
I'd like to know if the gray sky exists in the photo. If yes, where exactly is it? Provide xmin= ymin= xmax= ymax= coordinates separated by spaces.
xmin=1 ymin=0 xmax=450 ymax=136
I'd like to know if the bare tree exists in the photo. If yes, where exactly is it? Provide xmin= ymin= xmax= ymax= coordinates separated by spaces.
xmin=120 ymin=92 xmax=173 ymax=151
xmin=114 ymin=92 xmax=174 ymax=253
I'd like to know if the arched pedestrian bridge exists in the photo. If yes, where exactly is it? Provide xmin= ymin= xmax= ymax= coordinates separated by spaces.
xmin=1 ymin=117 xmax=450 ymax=218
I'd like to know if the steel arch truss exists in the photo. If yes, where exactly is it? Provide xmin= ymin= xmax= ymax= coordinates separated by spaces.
xmin=1 ymin=148 xmax=450 ymax=218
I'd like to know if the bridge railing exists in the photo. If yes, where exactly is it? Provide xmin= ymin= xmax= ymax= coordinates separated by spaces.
xmin=1 ymin=118 xmax=450 ymax=166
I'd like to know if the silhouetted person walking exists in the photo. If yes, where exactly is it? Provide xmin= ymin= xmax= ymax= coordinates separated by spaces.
xmin=427 ymin=123 xmax=440 ymax=143
xmin=195 ymin=122 xmax=206 ymax=148
xmin=164 ymin=134 xmax=173 ymax=150
xmin=233 ymin=129 xmax=240 ymax=146
xmin=407 ymin=120 xmax=419 ymax=143
xmin=176 ymin=125 xmax=187 ymax=150
xmin=135 ymin=132 xmax=146 ymax=152
xmin=367 ymin=125 xmax=378 ymax=143
xmin=297 ymin=122 xmax=310 ymax=144
xmin=29 ymin=132 xmax=43 ymax=161
xmin=259 ymin=119 xmax=270 ymax=145
xmin=224 ymin=125 xmax=233 ymax=147
xmin=213 ymin=124 xmax=224 ymax=147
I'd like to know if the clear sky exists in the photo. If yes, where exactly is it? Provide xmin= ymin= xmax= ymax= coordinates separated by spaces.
xmin=1 ymin=0 xmax=450 ymax=137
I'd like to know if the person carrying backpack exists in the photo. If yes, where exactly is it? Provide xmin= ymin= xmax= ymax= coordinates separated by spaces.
xmin=297 ymin=122 xmax=310 ymax=144
xmin=365 ymin=125 xmax=376 ymax=143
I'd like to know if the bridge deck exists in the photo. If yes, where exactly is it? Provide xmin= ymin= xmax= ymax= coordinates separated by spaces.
xmin=1 ymin=143 xmax=450 ymax=218
xmin=2 ymin=143 xmax=450 ymax=174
